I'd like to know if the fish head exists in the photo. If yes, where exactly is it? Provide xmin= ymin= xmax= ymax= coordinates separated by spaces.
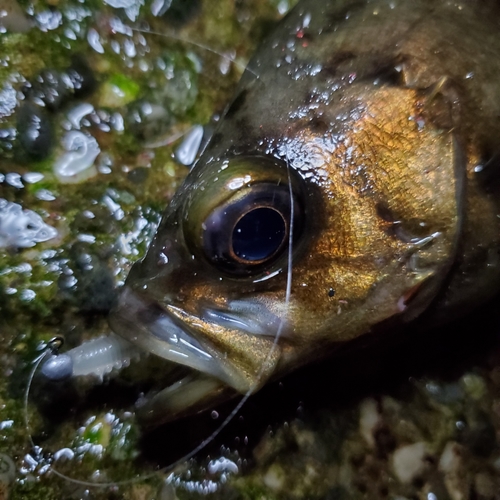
xmin=109 ymin=76 xmax=463 ymax=425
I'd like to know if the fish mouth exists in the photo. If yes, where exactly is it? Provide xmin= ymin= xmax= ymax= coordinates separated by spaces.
xmin=108 ymin=286 xmax=282 ymax=425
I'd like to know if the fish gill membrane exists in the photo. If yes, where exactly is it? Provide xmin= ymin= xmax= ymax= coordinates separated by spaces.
xmin=15 ymin=0 xmax=500 ymax=493
xmin=21 ymin=5 xmax=295 ymax=490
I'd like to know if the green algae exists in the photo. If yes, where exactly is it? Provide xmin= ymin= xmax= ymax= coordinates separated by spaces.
xmin=98 ymin=74 xmax=141 ymax=108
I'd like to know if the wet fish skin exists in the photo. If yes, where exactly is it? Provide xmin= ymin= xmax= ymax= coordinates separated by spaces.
xmin=109 ymin=0 xmax=500 ymax=424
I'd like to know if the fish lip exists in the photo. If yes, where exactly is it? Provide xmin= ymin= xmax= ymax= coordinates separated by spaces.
xmin=108 ymin=286 xmax=254 ymax=393
xmin=201 ymin=301 xmax=284 ymax=337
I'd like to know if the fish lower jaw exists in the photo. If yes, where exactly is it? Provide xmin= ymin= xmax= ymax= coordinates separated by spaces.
xmin=135 ymin=371 xmax=237 ymax=427
xmin=108 ymin=286 xmax=261 ymax=394
xmin=41 ymin=284 xmax=280 ymax=424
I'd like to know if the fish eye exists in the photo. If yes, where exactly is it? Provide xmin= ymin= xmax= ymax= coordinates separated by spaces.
xmin=183 ymin=156 xmax=305 ymax=277
xmin=202 ymin=183 xmax=298 ymax=274
xmin=232 ymin=207 xmax=286 ymax=262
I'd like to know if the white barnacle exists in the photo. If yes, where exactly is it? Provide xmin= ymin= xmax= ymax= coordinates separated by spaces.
xmin=0 ymin=198 xmax=57 ymax=248
xmin=53 ymin=130 xmax=100 ymax=183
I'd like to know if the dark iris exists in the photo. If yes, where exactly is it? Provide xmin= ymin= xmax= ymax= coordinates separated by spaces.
xmin=197 ymin=181 xmax=304 ymax=276
xmin=232 ymin=207 xmax=286 ymax=262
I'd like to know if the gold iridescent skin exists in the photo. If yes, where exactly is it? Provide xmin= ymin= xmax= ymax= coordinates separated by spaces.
xmin=109 ymin=0 xmax=500 ymax=425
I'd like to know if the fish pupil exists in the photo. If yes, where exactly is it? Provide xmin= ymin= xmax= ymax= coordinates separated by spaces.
xmin=232 ymin=207 xmax=286 ymax=262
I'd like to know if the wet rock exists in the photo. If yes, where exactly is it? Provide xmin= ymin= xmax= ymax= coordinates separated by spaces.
xmin=391 ymin=442 xmax=431 ymax=484
xmin=154 ymin=58 xmax=198 ymax=117
xmin=323 ymin=486 xmax=350 ymax=500
xmin=126 ymin=52 xmax=198 ymax=142
xmin=23 ymin=69 xmax=70 ymax=111
xmin=0 ymin=83 xmax=18 ymax=156
xmin=127 ymin=99 xmax=174 ymax=142
xmin=127 ymin=166 xmax=150 ymax=184
xmin=0 ymin=453 xmax=15 ymax=483
xmin=359 ymin=398 xmax=382 ymax=449
xmin=0 ymin=0 xmax=32 ymax=32
xmin=424 ymin=380 xmax=464 ymax=405
xmin=68 ymin=249 xmax=117 ymax=313
xmin=360 ymin=398 xmax=397 ymax=459
xmin=460 ymin=373 xmax=488 ymax=401
xmin=158 ymin=481 xmax=179 ymax=500
xmin=72 ymin=205 xmax=119 ymax=235
xmin=262 ymin=463 xmax=285 ymax=492
xmin=0 ymin=453 xmax=15 ymax=500
xmin=458 ymin=410 xmax=497 ymax=458
xmin=439 ymin=442 xmax=471 ymax=500
xmin=16 ymin=101 xmax=54 ymax=161
xmin=58 ymin=215 xmax=120 ymax=307
xmin=250 ymin=418 xmax=339 ymax=498
xmin=126 ymin=484 xmax=158 ymax=500
xmin=374 ymin=424 xmax=397 ymax=459
xmin=66 ymin=56 xmax=97 ymax=99
xmin=474 ymin=471 xmax=498 ymax=499
xmin=420 ymin=475 xmax=453 ymax=500
xmin=22 ymin=58 xmax=96 ymax=113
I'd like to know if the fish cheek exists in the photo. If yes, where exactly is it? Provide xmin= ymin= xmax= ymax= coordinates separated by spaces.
xmin=272 ymin=84 xmax=461 ymax=357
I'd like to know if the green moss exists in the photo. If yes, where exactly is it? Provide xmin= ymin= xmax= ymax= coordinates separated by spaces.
xmin=11 ymin=482 xmax=59 ymax=500
xmin=98 ymin=74 xmax=141 ymax=108
xmin=2 ymin=31 xmax=72 ymax=80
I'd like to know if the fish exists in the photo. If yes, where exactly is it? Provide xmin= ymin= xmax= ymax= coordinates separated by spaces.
xmin=42 ymin=0 xmax=500 ymax=427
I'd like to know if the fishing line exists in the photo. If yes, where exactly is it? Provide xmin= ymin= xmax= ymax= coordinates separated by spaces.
xmin=23 ymin=24 xmax=288 ymax=490
xmin=24 ymin=345 xmax=54 ymax=448
xmin=131 ymin=26 xmax=261 ymax=79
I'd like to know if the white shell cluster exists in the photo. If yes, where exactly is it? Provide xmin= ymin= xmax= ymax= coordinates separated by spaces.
xmin=0 ymin=198 xmax=57 ymax=248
